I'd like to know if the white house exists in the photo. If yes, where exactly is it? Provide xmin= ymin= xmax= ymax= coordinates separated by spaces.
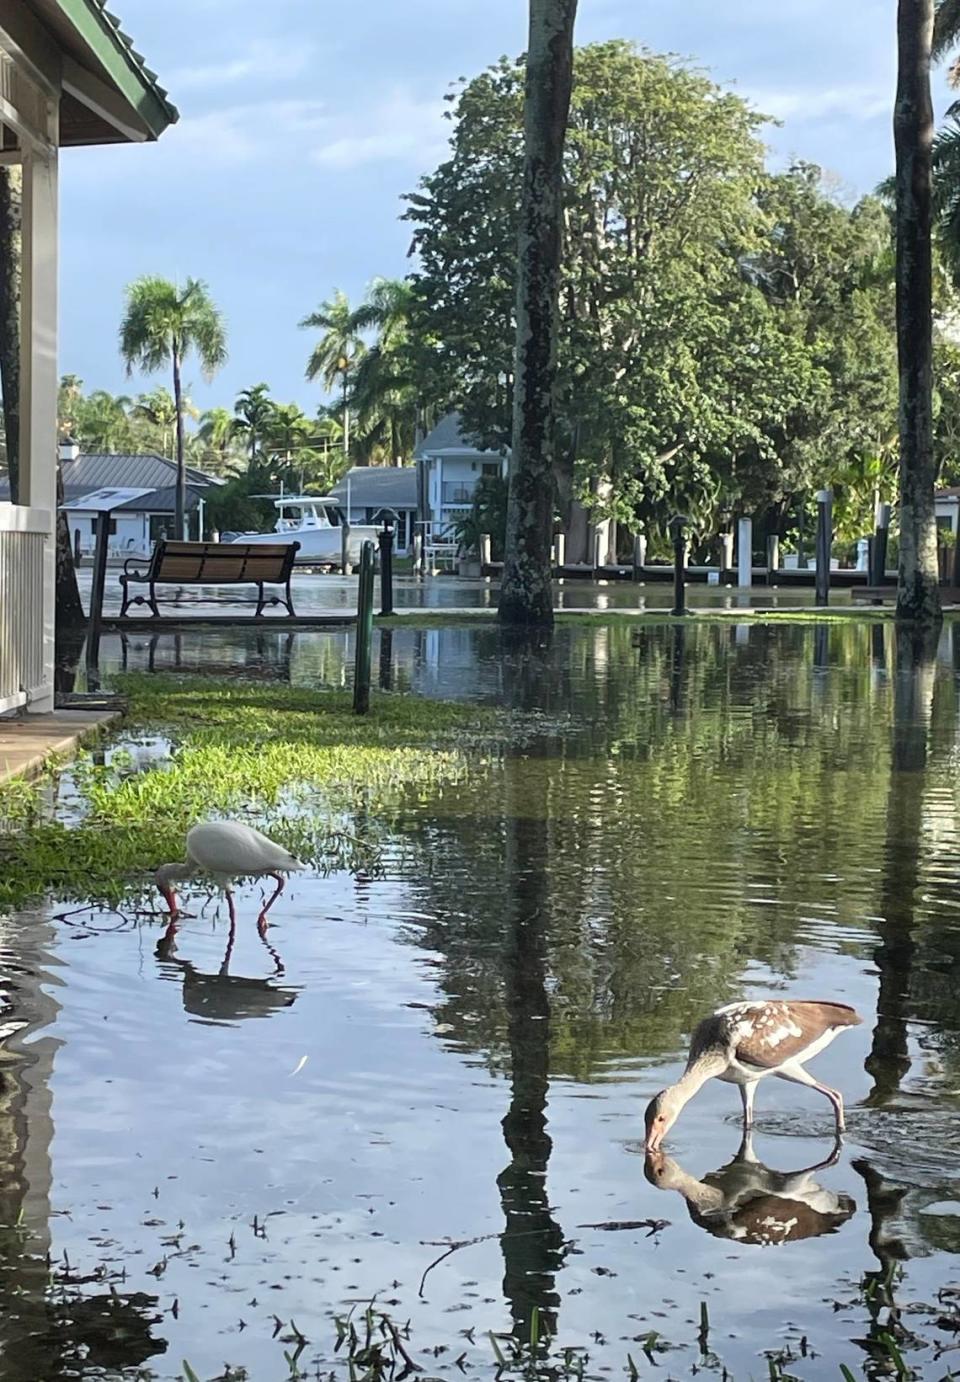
xmin=414 ymin=413 xmax=508 ymax=537
xmin=0 ymin=0 xmax=176 ymax=717
xmin=330 ymin=465 xmax=418 ymax=554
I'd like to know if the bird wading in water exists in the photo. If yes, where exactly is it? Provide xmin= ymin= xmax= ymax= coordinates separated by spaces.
xmin=155 ymin=821 xmax=306 ymax=936
xmin=644 ymin=1000 xmax=862 ymax=1150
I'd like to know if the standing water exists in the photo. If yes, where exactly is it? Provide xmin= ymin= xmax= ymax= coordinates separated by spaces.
xmin=3 ymin=619 xmax=960 ymax=1379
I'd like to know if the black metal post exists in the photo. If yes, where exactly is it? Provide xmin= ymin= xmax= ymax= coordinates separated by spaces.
xmin=378 ymin=521 xmax=394 ymax=617
xmin=869 ymin=502 xmax=891 ymax=587
xmin=85 ymin=509 xmax=111 ymax=689
xmin=815 ymin=488 xmax=832 ymax=607
xmin=353 ymin=540 xmax=375 ymax=714
xmin=670 ymin=515 xmax=687 ymax=616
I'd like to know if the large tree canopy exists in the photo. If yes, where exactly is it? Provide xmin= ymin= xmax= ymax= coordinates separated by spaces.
xmin=405 ymin=42 xmax=898 ymax=546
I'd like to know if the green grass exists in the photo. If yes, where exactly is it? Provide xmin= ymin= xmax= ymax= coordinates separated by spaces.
xmin=0 ymin=675 xmax=512 ymax=912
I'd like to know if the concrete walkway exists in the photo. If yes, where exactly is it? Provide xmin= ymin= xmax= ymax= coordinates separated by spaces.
xmin=0 ymin=710 xmax=119 ymax=786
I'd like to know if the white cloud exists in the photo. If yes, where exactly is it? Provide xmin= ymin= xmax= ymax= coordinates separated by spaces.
xmin=312 ymin=90 xmax=448 ymax=170
xmin=167 ymin=38 xmax=317 ymax=91
xmin=746 ymin=83 xmax=891 ymax=125
xmin=150 ymin=86 xmax=447 ymax=173
xmin=165 ymin=98 xmax=329 ymax=165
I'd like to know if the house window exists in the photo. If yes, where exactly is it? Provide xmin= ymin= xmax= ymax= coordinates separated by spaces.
xmin=482 ymin=462 xmax=500 ymax=479
xmin=150 ymin=515 xmax=175 ymax=543
xmin=442 ymin=480 xmax=476 ymax=505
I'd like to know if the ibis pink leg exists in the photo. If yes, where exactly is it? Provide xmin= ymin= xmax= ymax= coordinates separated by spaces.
xmin=739 ymin=1082 xmax=758 ymax=1128
xmin=774 ymin=1063 xmax=845 ymax=1133
xmin=257 ymin=873 xmax=285 ymax=935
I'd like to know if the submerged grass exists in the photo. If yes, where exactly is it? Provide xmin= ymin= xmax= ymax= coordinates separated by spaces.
xmin=0 ymin=674 xmax=511 ymax=912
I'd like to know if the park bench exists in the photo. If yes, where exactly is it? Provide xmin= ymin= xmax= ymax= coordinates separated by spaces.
xmin=119 ymin=540 xmax=300 ymax=619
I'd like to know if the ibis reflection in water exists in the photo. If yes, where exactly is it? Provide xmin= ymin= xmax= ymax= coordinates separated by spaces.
xmin=155 ymin=921 xmax=299 ymax=1025
xmin=644 ymin=1131 xmax=855 ymax=1245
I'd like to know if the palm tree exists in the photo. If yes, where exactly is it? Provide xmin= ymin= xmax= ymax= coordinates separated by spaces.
xmin=119 ymin=277 xmax=227 ymax=539
xmin=233 ymin=383 xmax=274 ymax=465
xmin=74 ymin=390 xmax=136 ymax=453
xmin=132 ymin=386 xmax=197 ymax=459
xmin=198 ymin=406 xmax=242 ymax=476
xmin=349 ymin=278 xmax=419 ymax=464
xmin=498 ymin=0 xmax=579 ymax=627
xmin=300 ymin=290 xmax=366 ymax=458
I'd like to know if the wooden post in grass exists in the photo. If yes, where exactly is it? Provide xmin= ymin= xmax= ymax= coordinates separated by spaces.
xmin=354 ymin=539 xmax=375 ymax=714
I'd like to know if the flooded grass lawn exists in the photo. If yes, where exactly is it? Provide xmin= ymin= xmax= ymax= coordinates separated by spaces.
xmin=3 ymin=620 xmax=960 ymax=1379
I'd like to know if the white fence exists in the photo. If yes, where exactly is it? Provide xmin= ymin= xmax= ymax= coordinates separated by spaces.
xmin=0 ymin=504 xmax=51 ymax=715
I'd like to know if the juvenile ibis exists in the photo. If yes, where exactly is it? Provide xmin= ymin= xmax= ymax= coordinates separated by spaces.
xmin=155 ymin=821 xmax=306 ymax=931
xmin=644 ymin=999 xmax=862 ymax=1150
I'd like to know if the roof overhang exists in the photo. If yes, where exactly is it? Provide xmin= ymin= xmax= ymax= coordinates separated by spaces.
xmin=0 ymin=0 xmax=177 ymax=151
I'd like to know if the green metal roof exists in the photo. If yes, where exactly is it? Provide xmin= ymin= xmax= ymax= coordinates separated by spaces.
xmin=58 ymin=0 xmax=178 ymax=138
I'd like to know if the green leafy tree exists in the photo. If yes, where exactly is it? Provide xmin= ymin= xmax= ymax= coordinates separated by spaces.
xmin=119 ymin=276 xmax=227 ymax=538
xmin=406 ymin=47 xmax=899 ymax=558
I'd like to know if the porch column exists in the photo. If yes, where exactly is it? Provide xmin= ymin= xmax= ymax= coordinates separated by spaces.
xmin=19 ymin=144 xmax=58 ymax=713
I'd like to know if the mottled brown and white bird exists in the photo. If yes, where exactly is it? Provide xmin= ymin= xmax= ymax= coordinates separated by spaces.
xmin=644 ymin=1000 xmax=862 ymax=1150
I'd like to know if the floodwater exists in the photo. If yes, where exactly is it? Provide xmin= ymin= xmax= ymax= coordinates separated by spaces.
xmin=5 ymin=619 xmax=960 ymax=1378
xmin=76 ymin=565 xmax=855 ymax=616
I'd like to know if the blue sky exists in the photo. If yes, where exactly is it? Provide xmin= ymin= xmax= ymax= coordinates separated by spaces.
xmin=60 ymin=0 xmax=950 ymax=415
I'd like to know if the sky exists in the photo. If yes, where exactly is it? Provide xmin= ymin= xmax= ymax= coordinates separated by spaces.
xmin=59 ymin=0 xmax=954 ymax=415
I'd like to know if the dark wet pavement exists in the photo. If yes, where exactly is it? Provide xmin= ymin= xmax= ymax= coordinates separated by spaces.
xmin=4 ymin=620 xmax=960 ymax=1378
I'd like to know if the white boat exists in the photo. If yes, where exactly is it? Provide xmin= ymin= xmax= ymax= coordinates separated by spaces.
xmin=223 ymin=496 xmax=380 ymax=565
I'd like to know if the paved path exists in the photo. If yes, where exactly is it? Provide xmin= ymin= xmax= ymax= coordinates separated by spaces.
xmin=0 ymin=710 xmax=119 ymax=786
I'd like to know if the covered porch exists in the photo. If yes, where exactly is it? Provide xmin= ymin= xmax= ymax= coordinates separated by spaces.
xmin=0 ymin=0 xmax=176 ymax=716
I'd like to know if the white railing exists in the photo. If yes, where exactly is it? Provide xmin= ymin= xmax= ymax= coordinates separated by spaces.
xmin=0 ymin=504 xmax=51 ymax=715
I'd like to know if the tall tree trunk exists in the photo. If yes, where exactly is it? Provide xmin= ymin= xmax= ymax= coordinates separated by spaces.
xmin=172 ymin=344 xmax=186 ymax=539
xmin=498 ymin=0 xmax=578 ymax=626
xmin=0 ymin=167 xmax=20 ymax=500
xmin=894 ymin=0 xmax=942 ymax=624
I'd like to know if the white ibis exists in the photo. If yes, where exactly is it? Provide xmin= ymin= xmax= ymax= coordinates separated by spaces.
xmin=155 ymin=821 xmax=306 ymax=932
xmin=644 ymin=1131 xmax=855 ymax=1246
xmin=644 ymin=999 xmax=862 ymax=1150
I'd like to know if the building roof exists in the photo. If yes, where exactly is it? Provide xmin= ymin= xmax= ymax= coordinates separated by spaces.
xmin=26 ymin=0 xmax=179 ymax=145
xmin=110 ymin=485 xmax=203 ymax=513
xmin=414 ymin=412 xmax=506 ymax=460
xmin=331 ymin=466 xmax=418 ymax=510
xmin=61 ymin=452 xmax=217 ymax=491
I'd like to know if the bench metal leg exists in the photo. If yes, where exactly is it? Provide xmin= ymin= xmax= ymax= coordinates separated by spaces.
xmin=283 ymin=575 xmax=296 ymax=618
xmin=147 ymin=582 xmax=160 ymax=619
xmin=255 ymin=583 xmax=267 ymax=618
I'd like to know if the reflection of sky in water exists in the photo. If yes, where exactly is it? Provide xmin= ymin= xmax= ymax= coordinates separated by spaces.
xmin=77 ymin=564 xmax=868 ymax=614
xmin=4 ymin=620 xmax=960 ymax=1377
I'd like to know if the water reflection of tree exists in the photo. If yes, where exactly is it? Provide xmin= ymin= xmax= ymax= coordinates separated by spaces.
xmin=401 ymin=623 xmax=906 ymax=1079
xmin=0 ymin=914 xmax=167 ymax=1379
xmin=865 ymin=626 xmax=939 ymax=1102
xmin=497 ymin=795 xmax=565 ymax=1343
